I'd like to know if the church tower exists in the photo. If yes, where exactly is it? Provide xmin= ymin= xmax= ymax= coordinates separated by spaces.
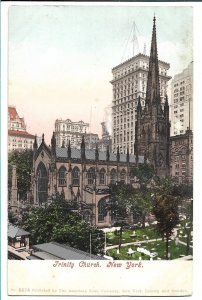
xmin=134 ymin=16 xmax=170 ymax=177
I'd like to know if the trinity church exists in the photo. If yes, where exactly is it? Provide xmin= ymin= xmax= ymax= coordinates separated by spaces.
xmin=31 ymin=17 xmax=170 ymax=227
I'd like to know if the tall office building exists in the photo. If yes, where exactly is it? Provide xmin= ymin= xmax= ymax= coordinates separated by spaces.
xmin=111 ymin=48 xmax=171 ymax=154
xmin=170 ymin=62 xmax=193 ymax=136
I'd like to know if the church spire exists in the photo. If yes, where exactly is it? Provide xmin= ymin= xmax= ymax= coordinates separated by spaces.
xmin=137 ymin=96 xmax=142 ymax=115
xmin=145 ymin=15 xmax=161 ymax=106
xmin=67 ymin=140 xmax=71 ymax=159
xmin=81 ymin=135 xmax=86 ymax=161
xmin=51 ymin=132 xmax=56 ymax=156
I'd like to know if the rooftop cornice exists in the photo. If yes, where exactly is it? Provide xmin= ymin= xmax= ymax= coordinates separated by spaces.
xmin=112 ymin=52 xmax=170 ymax=72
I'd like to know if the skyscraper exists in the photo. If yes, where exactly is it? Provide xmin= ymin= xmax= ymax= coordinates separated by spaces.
xmin=170 ymin=62 xmax=193 ymax=136
xmin=111 ymin=37 xmax=171 ymax=154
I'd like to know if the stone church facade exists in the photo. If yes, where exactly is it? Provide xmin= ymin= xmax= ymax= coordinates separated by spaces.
xmin=31 ymin=17 xmax=170 ymax=227
xmin=32 ymin=134 xmax=143 ymax=227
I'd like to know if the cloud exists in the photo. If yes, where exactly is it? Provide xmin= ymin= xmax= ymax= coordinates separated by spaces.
xmin=9 ymin=41 xmax=66 ymax=82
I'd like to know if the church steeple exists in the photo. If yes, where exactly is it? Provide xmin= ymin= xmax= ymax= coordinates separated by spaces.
xmin=137 ymin=96 xmax=142 ymax=115
xmin=81 ymin=135 xmax=86 ymax=161
xmin=145 ymin=15 xmax=161 ymax=107
xmin=134 ymin=16 xmax=170 ymax=178
xmin=33 ymin=135 xmax=38 ymax=151
xmin=67 ymin=140 xmax=71 ymax=159
xmin=51 ymin=132 xmax=56 ymax=156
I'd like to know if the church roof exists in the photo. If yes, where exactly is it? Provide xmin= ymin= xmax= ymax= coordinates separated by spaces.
xmin=56 ymin=147 xmax=144 ymax=163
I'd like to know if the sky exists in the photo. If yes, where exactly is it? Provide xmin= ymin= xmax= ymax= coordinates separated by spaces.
xmin=8 ymin=4 xmax=193 ymax=144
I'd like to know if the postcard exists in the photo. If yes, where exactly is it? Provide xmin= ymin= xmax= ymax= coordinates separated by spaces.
xmin=1 ymin=1 xmax=199 ymax=298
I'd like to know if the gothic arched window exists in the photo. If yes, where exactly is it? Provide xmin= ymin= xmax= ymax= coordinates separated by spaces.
xmin=99 ymin=168 xmax=106 ymax=185
xmin=72 ymin=167 xmax=80 ymax=186
xmin=58 ymin=166 xmax=67 ymax=186
xmin=87 ymin=167 xmax=95 ymax=185
xmin=36 ymin=162 xmax=48 ymax=204
xmin=98 ymin=199 xmax=106 ymax=222
xmin=120 ymin=169 xmax=126 ymax=183
xmin=110 ymin=169 xmax=116 ymax=184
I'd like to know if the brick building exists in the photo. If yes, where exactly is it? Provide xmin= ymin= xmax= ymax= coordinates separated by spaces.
xmin=170 ymin=129 xmax=193 ymax=184
xmin=8 ymin=106 xmax=35 ymax=152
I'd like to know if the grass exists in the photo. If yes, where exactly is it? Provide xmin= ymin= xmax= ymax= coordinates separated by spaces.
xmin=106 ymin=226 xmax=160 ymax=246
xmin=107 ymin=240 xmax=193 ymax=260
xmin=106 ymin=222 xmax=193 ymax=260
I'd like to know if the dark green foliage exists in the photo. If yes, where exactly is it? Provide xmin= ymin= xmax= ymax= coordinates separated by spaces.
xmin=108 ymin=183 xmax=134 ymax=251
xmin=154 ymin=176 xmax=177 ymax=195
xmin=130 ymin=163 xmax=156 ymax=188
xmin=108 ymin=183 xmax=134 ymax=224
xmin=108 ymin=181 xmax=153 ymax=249
xmin=173 ymin=183 xmax=193 ymax=199
xmin=152 ymin=193 xmax=179 ymax=259
xmin=154 ymin=177 xmax=193 ymax=199
xmin=19 ymin=199 xmax=104 ymax=255
xmin=8 ymin=149 xmax=33 ymax=200
xmin=132 ymin=189 xmax=152 ymax=228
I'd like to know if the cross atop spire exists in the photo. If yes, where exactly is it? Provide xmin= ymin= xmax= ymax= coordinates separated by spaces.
xmin=145 ymin=16 xmax=161 ymax=107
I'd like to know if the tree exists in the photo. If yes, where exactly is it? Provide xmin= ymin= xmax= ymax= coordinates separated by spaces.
xmin=132 ymin=189 xmax=153 ymax=228
xmin=19 ymin=198 xmax=105 ymax=255
xmin=8 ymin=149 xmax=33 ymax=200
xmin=181 ymin=199 xmax=193 ymax=256
xmin=152 ymin=192 xmax=179 ymax=260
xmin=108 ymin=183 xmax=135 ymax=251
xmin=130 ymin=163 xmax=155 ymax=228
xmin=130 ymin=163 xmax=156 ymax=188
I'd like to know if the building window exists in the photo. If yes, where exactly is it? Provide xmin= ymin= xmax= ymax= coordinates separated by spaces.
xmin=99 ymin=168 xmax=106 ymax=185
xmin=72 ymin=167 xmax=80 ymax=186
xmin=98 ymin=199 xmax=106 ymax=222
xmin=36 ymin=162 xmax=48 ymax=204
xmin=58 ymin=166 xmax=67 ymax=186
xmin=120 ymin=169 xmax=126 ymax=183
xmin=87 ymin=167 xmax=95 ymax=185
xmin=110 ymin=169 xmax=116 ymax=184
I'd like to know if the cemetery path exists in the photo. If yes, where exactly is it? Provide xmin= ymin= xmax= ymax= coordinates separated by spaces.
xmin=106 ymin=238 xmax=162 ymax=250
xmin=106 ymin=238 xmax=193 ymax=250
